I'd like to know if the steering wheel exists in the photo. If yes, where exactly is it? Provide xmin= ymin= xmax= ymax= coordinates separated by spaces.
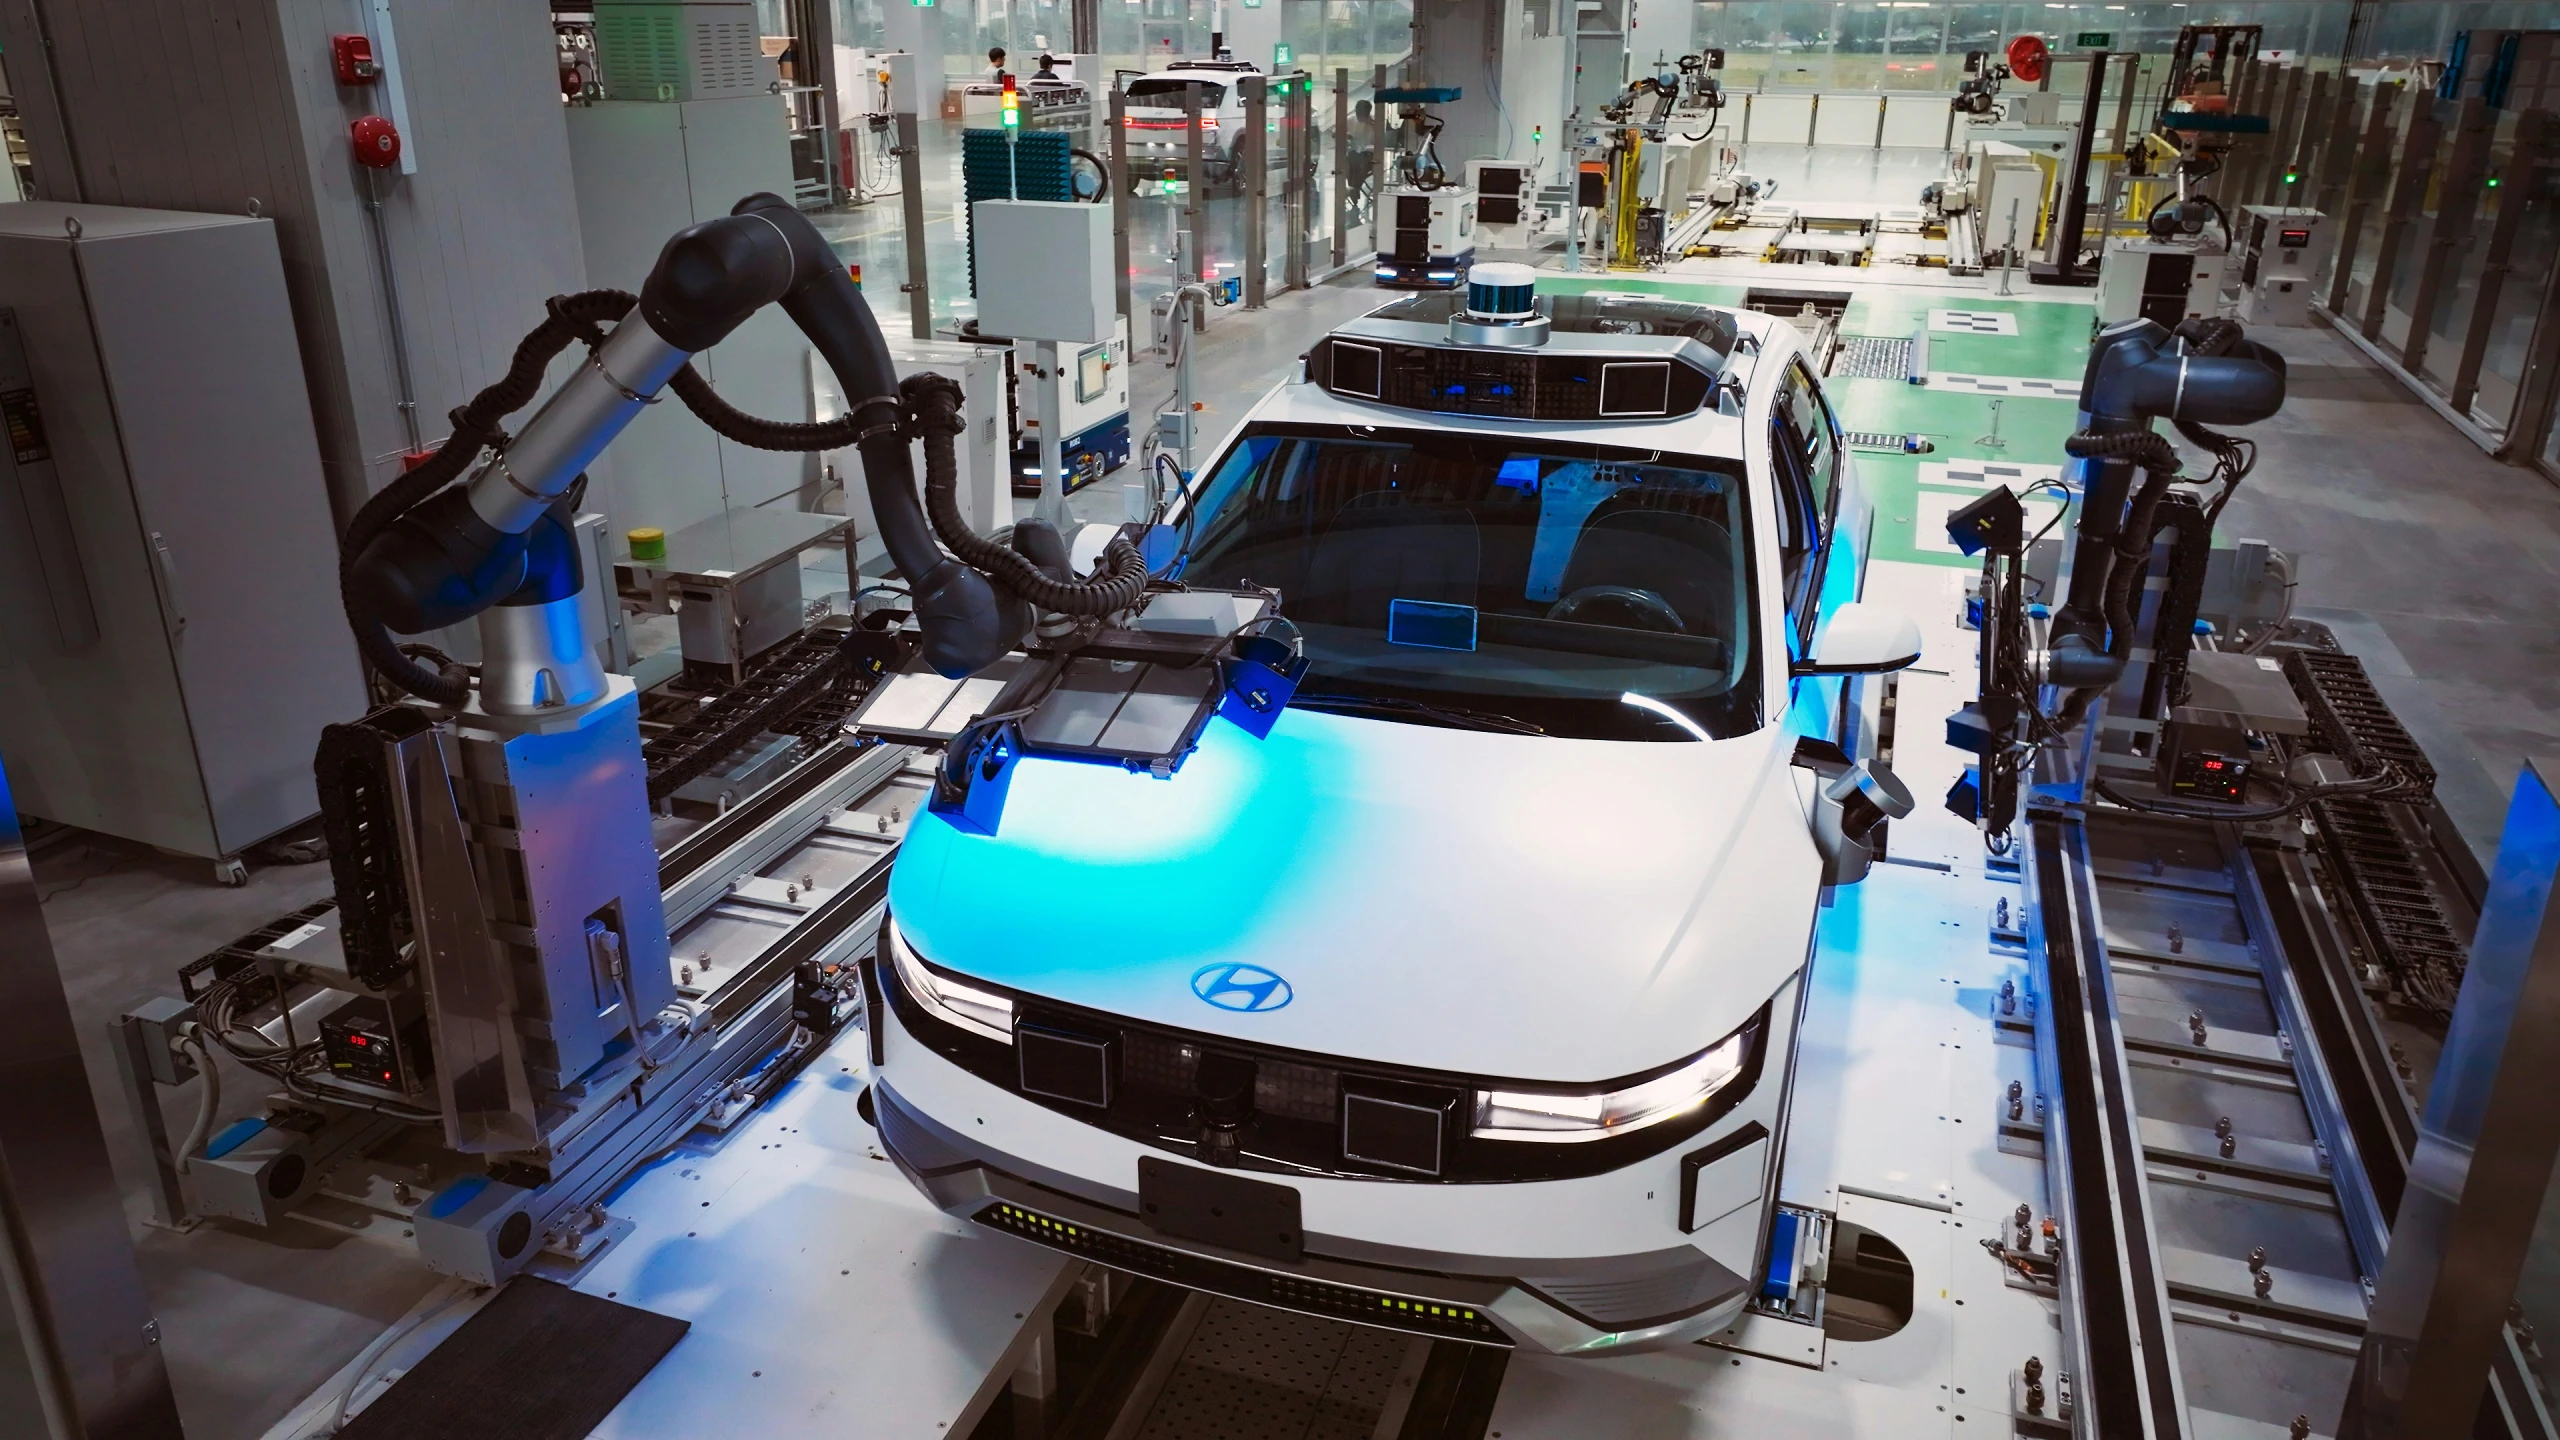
xmin=1547 ymin=585 xmax=1686 ymax=633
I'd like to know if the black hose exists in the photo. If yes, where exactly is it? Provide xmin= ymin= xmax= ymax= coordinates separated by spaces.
xmin=2053 ymin=426 xmax=2184 ymax=728
xmin=2064 ymin=426 xmax=2181 ymax=473
xmin=669 ymin=366 xmax=865 ymax=451
xmin=336 ymin=289 xmax=636 ymax=705
xmin=905 ymin=375 xmax=1151 ymax=615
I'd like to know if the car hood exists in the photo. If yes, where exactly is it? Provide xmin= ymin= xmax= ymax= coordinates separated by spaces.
xmin=888 ymin=706 xmax=1818 ymax=1082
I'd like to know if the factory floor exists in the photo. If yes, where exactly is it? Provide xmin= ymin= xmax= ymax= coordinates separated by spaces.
xmin=22 ymin=140 xmax=2560 ymax=1440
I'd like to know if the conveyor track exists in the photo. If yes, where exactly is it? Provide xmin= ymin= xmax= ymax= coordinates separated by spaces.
xmin=967 ymin=1269 xmax=1504 ymax=1440
xmin=2028 ymin=808 xmax=2389 ymax=1439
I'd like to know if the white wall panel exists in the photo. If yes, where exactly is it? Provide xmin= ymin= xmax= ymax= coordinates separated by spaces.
xmin=1747 ymin=93 xmax=1814 ymax=146
xmin=1882 ymin=94 xmax=1952 ymax=148
xmin=1811 ymin=93 xmax=1881 ymax=147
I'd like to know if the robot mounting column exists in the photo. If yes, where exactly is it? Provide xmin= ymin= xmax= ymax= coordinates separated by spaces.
xmin=1030 ymin=341 xmax=1070 ymax=530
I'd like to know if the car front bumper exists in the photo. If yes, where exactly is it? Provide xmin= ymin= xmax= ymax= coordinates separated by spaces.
xmin=872 ymin=994 xmax=1792 ymax=1355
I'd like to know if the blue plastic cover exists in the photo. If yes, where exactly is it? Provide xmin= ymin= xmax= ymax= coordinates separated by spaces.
xmin=1762 ymin=1209 xmax=1802 ymax=1299
xmin=203 ymin=1116 xmax=267 ymax=1161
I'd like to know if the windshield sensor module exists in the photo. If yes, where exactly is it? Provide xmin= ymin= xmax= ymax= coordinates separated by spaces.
xmin=1386 ymin=598 xmax=1479 ymax=651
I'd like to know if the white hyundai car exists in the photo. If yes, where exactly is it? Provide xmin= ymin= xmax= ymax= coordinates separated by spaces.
xmin=868 ymin=277 xmax=1916 ymax=1354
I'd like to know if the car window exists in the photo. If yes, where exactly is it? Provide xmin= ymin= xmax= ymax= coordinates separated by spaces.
xmin=1127 ymin=78 xmax=1226 ymax=108
xmin=1178 ymin=422 xmax=1765 ymax=741
xmin=1778 ymin=360 xmax=1838 ymax=528
xmin=1767 ymin=414 xmax=1817 ymax=607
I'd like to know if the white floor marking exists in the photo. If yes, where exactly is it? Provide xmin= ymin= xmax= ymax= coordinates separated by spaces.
xmin=1917 ymin=460 xmax=2071 ymax=492
xmin=1924 ymin=371 xmax=2081 ymax=400
xmin=1929 ymin=308 xmax=2021 ymax=335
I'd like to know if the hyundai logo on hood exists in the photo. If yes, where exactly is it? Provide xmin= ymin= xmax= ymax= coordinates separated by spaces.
xmin=1191 ymin=963 xmax=1293 ymax=1013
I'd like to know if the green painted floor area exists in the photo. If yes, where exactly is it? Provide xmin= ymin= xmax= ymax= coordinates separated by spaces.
xmin=1535 ymin=271 xmax=2100 ymax=570
xmin=1536 ymin=272 xmax=2095 ymax=376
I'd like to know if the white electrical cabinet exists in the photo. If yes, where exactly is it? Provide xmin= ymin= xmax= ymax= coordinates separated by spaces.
xmin=1971 ymin=143 xmax=2048 ymax=261
xmin=972 ymin=200 xmax=1115 ymax=344
xmin=2098 ymin=237 xmax=2230 ymax=329
xmin=1013 ymin=319 xmax=1131 ymax=498
xmin=0 ymin=205 xmax=365 ymax=866
xmin=567 ymin=95 xmax=806 ymax=546
xmin=2235 ymin=206 xmax=2333 ymax=327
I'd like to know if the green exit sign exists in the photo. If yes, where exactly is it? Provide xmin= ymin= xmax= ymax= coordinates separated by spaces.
xmin=2076 ymin=31 xmax=2112 ymax=47
xmin=1274 ymin=42 xmax=1293 ymax=66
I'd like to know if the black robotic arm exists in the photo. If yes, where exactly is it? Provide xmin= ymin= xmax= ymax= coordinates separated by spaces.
xmin=343 ymin=194 xmax=1142 ymax=701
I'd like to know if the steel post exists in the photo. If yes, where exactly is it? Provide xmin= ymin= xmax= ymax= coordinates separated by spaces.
xmin=896 ymin=112 xmax=931 ymax=340
xmin=1185 ymin=85 xmax=1206 ymax=285
xmin=2329 ymin=82 xmax=2401 ymax=314
xmin=1110 ymin=86 xmax=1133 ymax=331
xmin=0 ymin=753 xmax=183 ymax=1437
xmin=2260 ymin=65 xmax=2308 ymax=207
xmin=806 ymin=0 xmax=842 ymax=206
xmin=2360 ymin=96 xmax=2444 ymax=339
xmin=2344 ymin=757 xmax=2560 ymax=1439
xmin=1284 ymin=75 xmax=1309 ymax=292
xmin=2400 ymin=96 xmax=2491 ymax=374
xmin=2273 ymin=69 xmax=2328 ymax=208
xmin=2450 ymin=110 xmax=2543 ymax=416
xmin=1373 ymin=64 xmax=1390 ymax=270
xmin=109 ymin=1015 xmax=190 ymax=1231
xmin=2501 ymin=122 xmax=2560 ymax=466
xmin=1243 ymin=75 xmax=1268 ymax=308
xmin=1331 ymin=69 xmax=1349 ymax=268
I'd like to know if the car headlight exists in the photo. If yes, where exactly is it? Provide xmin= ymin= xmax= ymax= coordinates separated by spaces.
xmin=884 ymin=917 xmax=1015 ymax=1045
xmin=1471 ymin=1025 xmax=1753 ymax=1143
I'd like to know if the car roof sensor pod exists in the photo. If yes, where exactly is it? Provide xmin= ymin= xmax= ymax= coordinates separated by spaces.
xmin=1449 ymin=262 xmax=1551 ymax=348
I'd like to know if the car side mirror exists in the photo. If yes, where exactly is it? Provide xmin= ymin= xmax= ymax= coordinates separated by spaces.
xmin=1792 ymin=602 xmax=1922 ymax=677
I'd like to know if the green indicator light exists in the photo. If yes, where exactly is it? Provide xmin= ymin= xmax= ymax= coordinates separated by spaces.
xmin=2283 ymin=170 xmax=2298 ymax=184
xmin=2490 ymin=175 xmax=2503 ymax=187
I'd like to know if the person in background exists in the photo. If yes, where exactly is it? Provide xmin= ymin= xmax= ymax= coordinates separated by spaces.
xmin=1345 ymin=99 xmax=1378 ymax=223
xmin=988 ymin=45 xmax=1008 ymax=83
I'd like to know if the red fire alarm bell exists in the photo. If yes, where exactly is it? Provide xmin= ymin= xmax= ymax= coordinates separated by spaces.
xmin=332 ymin=34 xmax=380 ymax=85
xmin=351 ymin=115 xmax=402 ymax=169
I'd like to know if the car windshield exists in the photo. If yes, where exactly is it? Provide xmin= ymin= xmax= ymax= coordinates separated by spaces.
xmin=1126 ymin=78 xmax=1225 ymax=107
xmin=1176 ymin=423 xmax=1762 ymax=742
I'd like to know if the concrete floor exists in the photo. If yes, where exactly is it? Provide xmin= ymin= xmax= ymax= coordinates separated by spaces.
xmin=21 ymin=139 xmax=2560 ymax=1439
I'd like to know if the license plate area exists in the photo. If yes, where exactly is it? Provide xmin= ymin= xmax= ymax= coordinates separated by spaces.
xmin=1138 ymin=1156 xmax=1303 ymax=1263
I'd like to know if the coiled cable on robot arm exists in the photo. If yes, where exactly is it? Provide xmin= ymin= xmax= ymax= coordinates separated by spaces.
xmin=903 ymin=374 xmax=1151 ymax=615
xmin=2053 ymin=426 xmax=2184 ymax=729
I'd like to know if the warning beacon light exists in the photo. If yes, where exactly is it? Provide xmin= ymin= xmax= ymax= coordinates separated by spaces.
xmin=1000 ymin=74 xmax=1021 ymax=129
